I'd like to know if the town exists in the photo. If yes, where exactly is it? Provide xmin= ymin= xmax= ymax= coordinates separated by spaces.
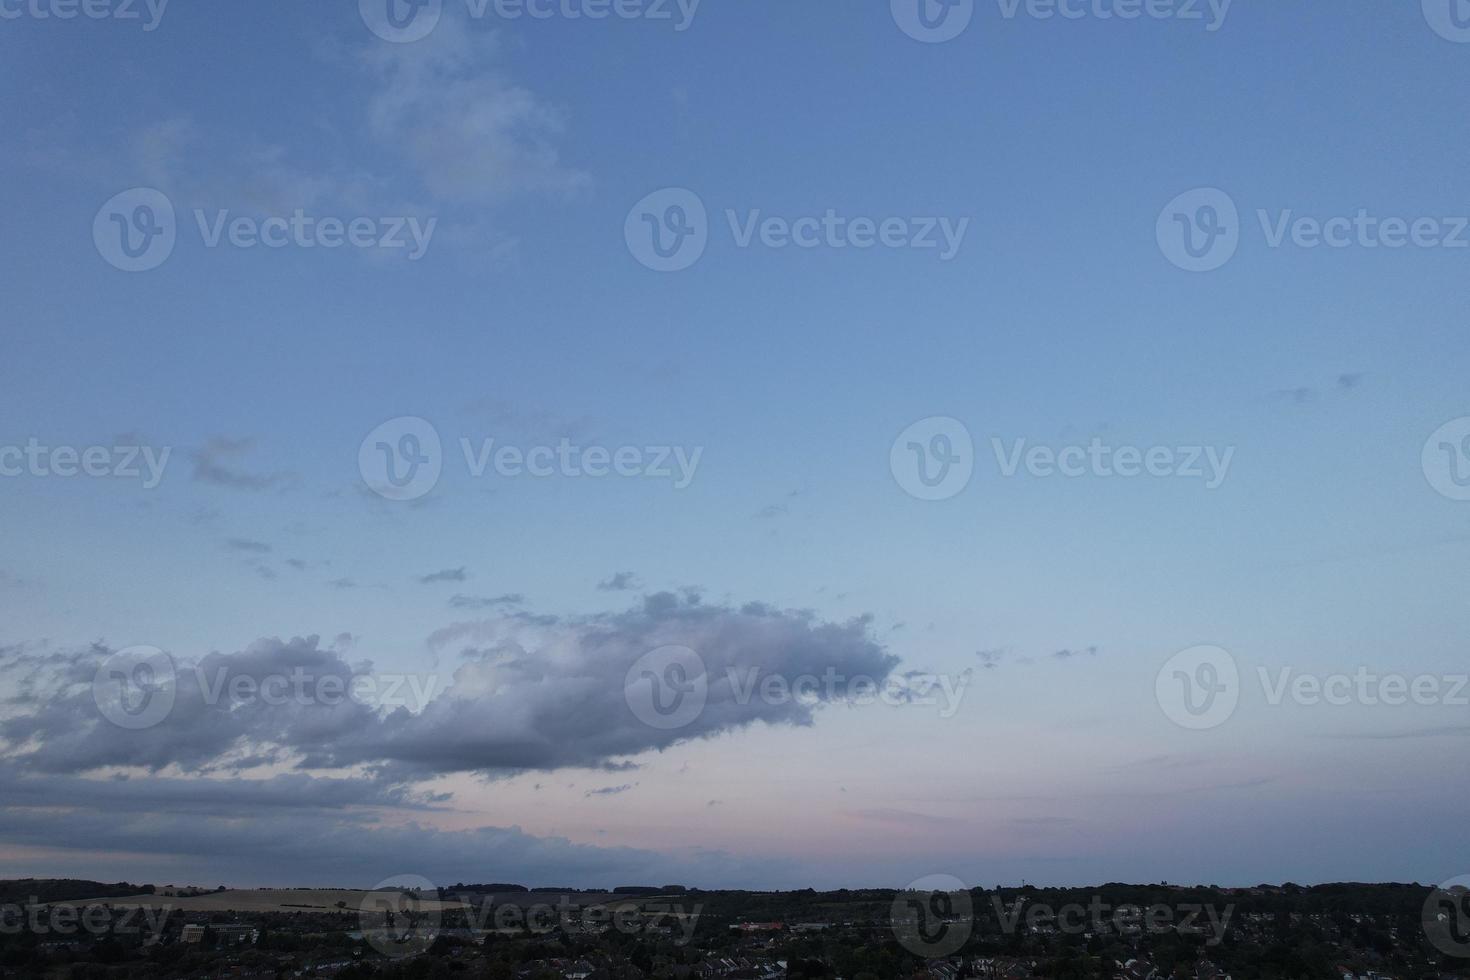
xmin=1 ymin=878 xmax=1465 ymax=979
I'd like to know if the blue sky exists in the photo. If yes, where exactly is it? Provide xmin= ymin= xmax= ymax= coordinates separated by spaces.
xmin=0 ymin=1 xmax=1468 ymax=890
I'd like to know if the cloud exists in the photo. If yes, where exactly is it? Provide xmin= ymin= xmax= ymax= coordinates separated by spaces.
xmin=0 ymin=763 xmax=790 ymax=890
xmin=1052 ymin=646 xmax=1099 ymax=660
xmin=459 ymin=396 xmax=596 ymax=442
xmin=1 ymin=594 xmax=898 ymax=783
xmin=1271 ymin=386 xmax=1316 ymax=406
xmin=753 ymin=504 xmax=788 ymax=520
xmin=225 ymin=538 xmax=272 ymax=554
xmin=362 ymin=19 xmax=589 ymax=206
xmin=449 ymin=594 xmax=524 ymax=610
xmin=585 ymin=784 xmax=636 ymax=798
xmin=192 ymin=437 xmax=291 ymax=491
xmin=420 ymin=567 xmax=469 ymax=584
xmin=329 ymin=578 xmax=358 ymax=590
xmin=597 ymin=572 xmax=640 ymax=592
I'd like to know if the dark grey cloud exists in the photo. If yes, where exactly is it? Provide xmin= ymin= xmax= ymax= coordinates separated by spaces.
xmin=419 ymin=567 xmax=469 ymax=584
xmin=1 ymin=594 xmax=898 ymax=783
xmin=449 ymin=593 xmax=524 ymax=610
xmin=0 ymin=764 xmax=788 ymax=889
xmin=597 ymin=572 xmax=640 ymax=592
xmin=585 ymin=784 xmax=636 ymax=798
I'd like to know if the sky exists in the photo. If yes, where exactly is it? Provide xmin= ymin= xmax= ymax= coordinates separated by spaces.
xmin=0 ymin=0 xmax=1468 ymax=892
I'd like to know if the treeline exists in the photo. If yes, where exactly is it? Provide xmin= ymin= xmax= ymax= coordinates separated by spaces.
xmin=0 ymin=878 xmax=151 ymax=905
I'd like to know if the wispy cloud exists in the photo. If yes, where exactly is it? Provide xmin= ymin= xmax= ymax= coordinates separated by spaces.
xmin=192 ymin=437 xmax=292 ymax=491
xmin=418 ymin=567 xmax=469 ymax=584
xmin=449 ymin=593 xmax=523 ymax=610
